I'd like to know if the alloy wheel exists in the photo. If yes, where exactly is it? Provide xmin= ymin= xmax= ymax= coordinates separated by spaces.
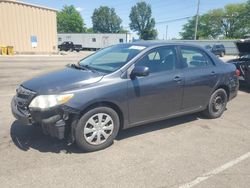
xmin=83 ymin=113 xmax=114 ymax=145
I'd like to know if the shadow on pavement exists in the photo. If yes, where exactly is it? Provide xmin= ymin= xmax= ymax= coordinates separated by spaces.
xmin=10 ymin=121 xmax=82 ymax=154
xmin=10 ymin=114 xmax=200 ymax=154
xmin=117 ymin=114 xmax=199 ymax=140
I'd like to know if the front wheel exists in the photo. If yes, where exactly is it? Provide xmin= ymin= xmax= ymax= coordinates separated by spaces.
xmin=75 ymin=107 xmax=120 ymax=152
xmin=203 ymin=89 xmax=228 ymax=119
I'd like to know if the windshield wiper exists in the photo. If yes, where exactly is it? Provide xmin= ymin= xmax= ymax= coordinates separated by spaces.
xmin=69 ymin=64 xmax=98 ymax=73
xmin=69 ymin=63 xmax=86 ymax=70
xmin=79 ymin=64 xmax=98 ymax=73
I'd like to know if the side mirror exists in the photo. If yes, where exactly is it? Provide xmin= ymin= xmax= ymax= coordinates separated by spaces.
xmin=131 ymin=66 xmax=150 ymax=78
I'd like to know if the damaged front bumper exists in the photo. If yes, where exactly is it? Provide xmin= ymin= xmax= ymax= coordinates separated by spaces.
xmin=11 ymin=96 xmax=79 ymax=140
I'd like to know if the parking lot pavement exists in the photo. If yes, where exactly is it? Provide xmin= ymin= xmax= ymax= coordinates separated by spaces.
xmin=0 ymin=55 xmax=250 ymax=188
xmin=220 ymin=55 xmax=237 ymax=62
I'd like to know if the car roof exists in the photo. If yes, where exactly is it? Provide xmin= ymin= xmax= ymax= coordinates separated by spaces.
xmin=213 ymin=44 xmax=224 ymax=46
xmin=122 ymin=41 xmax=204 ymax=49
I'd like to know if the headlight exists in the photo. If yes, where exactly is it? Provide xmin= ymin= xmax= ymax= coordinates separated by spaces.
xmin=29 ymin=94 xmax=74 ymax=109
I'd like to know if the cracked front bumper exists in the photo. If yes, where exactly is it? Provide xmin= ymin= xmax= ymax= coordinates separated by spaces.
xmin=11 ymin=96 xmax=79 ymax=140
xmin=11 ymin=97 xmax=33 ymax=125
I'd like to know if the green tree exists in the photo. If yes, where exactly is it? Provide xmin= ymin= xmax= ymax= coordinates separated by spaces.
xmin=119 ymin=27 xmax=129 ymax=34
xmin=221 ymin=3 xmax=248 ymax=38
xmin=180 ymin=3 xmax=249 ymax=39
xmin=180 ymin=9 xmax=224 ymax=39
xmin=129 ymin=1 xmax=157 ymax=40
xmin=200 ymin=9 xmax=224 ymax=39
xmin=243 ymin=0 xmax=250 ymax=37
xmin=179 ymin=16 xmax=197 ymax=39
xmin=244 ymin=0 xmax=250 ymax=24
xmin=57 ymin=5 xmax=85 ymax=33
xmin=92 ymin=6 xmax=122 ymax=33
xmin=86 ymin=28 xmax=94 ymax=33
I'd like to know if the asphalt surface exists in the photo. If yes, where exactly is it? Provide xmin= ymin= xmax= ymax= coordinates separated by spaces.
xmin=0 ymin=54 xmax=249 ymax=188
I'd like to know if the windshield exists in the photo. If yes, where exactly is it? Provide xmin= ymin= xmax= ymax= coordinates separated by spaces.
xmin=79 ymin=44 xmax=146 ymax=73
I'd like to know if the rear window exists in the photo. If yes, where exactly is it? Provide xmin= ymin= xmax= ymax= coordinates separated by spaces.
xmin=180 ymin=47 xmax=214 ymax=68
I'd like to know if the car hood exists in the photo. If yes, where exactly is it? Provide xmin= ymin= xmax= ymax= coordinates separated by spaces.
xmin=22 ymin=67 xmax=104 ymax=94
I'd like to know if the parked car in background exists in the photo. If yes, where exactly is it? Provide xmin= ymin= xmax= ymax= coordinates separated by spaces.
xmin=228 ymin=39 xmax=250 ymax=85
xmin=11 ymin=42 xmax=239 ymax=152
xmin=205 ymin=44 xmax=226 ymax=57
xmin=58 ymin=41 xmax=82 ymax=52
xmin=205 ymin=45 xmax=212 ymax=51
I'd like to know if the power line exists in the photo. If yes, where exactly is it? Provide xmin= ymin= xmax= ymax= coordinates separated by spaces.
xmin=155 ymin=16 xmax=193 ymax=25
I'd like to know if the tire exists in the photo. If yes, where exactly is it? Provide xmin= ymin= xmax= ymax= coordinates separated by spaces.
xmin=75 ymin=107 xmax=120 ymax=152
xmin=203 ymin=89 xmax=228 ymax=119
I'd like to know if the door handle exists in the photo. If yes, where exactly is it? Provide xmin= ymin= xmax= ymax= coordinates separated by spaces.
xmin=173 ymin=76 xmax=182 ymax=82
xmin=211 ymin=71 xmax=216 ymax=75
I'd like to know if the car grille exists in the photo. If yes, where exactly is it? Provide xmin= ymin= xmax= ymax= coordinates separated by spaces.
xmin=16 ymin=86 xmax=36 ymax=115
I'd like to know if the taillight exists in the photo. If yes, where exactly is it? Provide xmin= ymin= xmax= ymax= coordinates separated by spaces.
xmin=235 ymin=69 xmax=240 ymax=77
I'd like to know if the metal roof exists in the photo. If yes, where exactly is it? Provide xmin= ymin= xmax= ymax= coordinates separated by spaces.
xmin=0 ymin=0 xmax=57 ymax=11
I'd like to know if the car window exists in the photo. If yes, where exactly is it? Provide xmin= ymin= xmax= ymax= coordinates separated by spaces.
xmin=148 ymin=52 xmax=160 ymax=60
xmin=180 ymin=47 xmax=213 ymax=68
xmin=136 ymin=47 xmax=176 ymax=73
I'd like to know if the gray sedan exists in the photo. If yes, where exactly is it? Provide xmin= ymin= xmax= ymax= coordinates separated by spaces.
xmin=12 ymin=42 xmax=239 ymax=151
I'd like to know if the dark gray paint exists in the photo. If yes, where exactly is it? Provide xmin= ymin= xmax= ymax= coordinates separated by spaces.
xmin=22 ymin=68 xmax=103 ymax=94
xmin=21 ymin=42 xmax=239 ymax=129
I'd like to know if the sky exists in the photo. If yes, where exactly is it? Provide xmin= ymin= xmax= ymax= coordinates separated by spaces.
xmin=22 ymin=0 xmax=247 ymax=39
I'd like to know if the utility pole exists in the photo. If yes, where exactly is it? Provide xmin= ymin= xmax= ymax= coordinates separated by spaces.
xmin=166 ymin=25 xmax=168 ymax=40
xmin=194 ymin=0 xmax=200 ymax=40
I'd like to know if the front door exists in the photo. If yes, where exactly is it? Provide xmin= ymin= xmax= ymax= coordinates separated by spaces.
xmin=127 ymin=46 xmax=184 ymax=125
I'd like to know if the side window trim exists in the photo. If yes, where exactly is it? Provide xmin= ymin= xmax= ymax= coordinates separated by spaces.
xmin=201 ymin=51 xmax=216 ymax=66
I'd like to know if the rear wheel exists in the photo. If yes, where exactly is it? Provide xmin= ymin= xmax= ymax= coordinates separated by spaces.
xmin=203 ymin=89 xmax=227 ymax=119
xmin=75 ymin=107 xmax=120 ymax=152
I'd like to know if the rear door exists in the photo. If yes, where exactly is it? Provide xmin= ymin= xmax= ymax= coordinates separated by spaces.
xmin=179 ymin=46 xmax=218 ymax=111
